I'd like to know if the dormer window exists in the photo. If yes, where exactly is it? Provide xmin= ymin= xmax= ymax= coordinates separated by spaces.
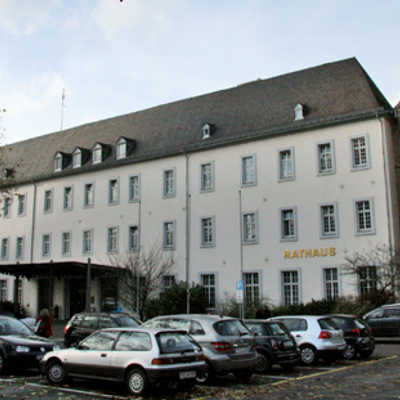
xmin=202 ymin=123 xmax=212 ymax=139
xmin=116 ymin=138 xmax=127 ymax=160
xmin=294 ymin=103 xmax=304 ymax=121
xmin=54 ymin=153 xmax=63 ymax=172
xmin=72 ymin=149 xmax=82 ymax=168
xmin=92 ymin=144 xmax=103 ymax=164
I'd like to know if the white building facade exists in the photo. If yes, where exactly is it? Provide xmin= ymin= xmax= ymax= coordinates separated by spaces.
xmin=0 ymin=58 xmax=399 ymax=318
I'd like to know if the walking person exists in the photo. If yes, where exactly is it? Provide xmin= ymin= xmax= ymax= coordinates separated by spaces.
xmin=35 ymin=308 xmax=53 ymax=338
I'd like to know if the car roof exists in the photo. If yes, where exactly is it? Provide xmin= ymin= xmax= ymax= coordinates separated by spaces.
xmin=326 ymin=314 xmax=358 ymax=319
xmin=149 ymin=314 xmax=237 ymax=322
xmin=99 ymin=327 xmax=188 ymax=335
xmin=268 ymin=315 xmax=328 ymax=319
xmin=72 ymin=312 xmax=134 ymax=318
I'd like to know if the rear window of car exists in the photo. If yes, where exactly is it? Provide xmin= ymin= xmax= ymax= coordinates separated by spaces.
xmin=80 ymin=315 xmax=98 ymax=329
xmin=156 ymin=331 xmax=200 ymax=354
xmin=114 ymin=316 xmax=140 ymax=327
xmin=214 ymin=319 xmax=250 ymax=336
xmin=278 ymin=318 xmax=307 ymax=332
xmin=115 ymin=331 xmax=152 ymax=351
xmin=330 ymin=317 xmax=354 ymax=330
xmin=318 ymin=318 xmax=339 ymax=330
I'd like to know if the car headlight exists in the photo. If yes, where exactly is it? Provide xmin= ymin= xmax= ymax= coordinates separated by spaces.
xmin=16 ymin=345 xmax=30 ymax=353
xmin=53 ymin=345 xmax=61 ymax=351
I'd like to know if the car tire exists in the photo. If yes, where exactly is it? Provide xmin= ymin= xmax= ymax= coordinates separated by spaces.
xmin=343 ymin=344 xmax=357 ymax=360
xmin=195 ymin=362 xmax=214 ymax=384
xmin=46 ymin=360 xmax=67 ymax=385
xmin=234 ymin=370 xmax=253 ymax=383
xmin=126 ymin=368 xmax=149 ymax=396
xmin=300 ymin=345 xmax=317 ymax=365
xmin=255 ymin=352 xmax=272 ymax=373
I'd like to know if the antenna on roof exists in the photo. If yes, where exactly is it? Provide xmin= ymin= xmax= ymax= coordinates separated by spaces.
xmin=60 ymin=88 xmax=66 ymax=131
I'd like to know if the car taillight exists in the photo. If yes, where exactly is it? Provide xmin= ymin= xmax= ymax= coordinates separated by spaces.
xmin=152 ymin=358 xmax=173 ymax=365
xmin=63 ymin=324 xmax=69 ymax=335
xmin=319 ymin=331 xmax=332 ymax=339
xmin=211 ymin=341 xmax=232 ymax=352
xmin=270 ymin=338 xmax=279 ymax=351
xmin=351 ymin=328 xmax=360 ymax=336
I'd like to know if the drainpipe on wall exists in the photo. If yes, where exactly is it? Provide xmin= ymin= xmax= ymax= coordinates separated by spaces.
xmin=238 ymin=190 xmax=244 ymax=319
xmin=30 ymin=183 xmax=37 ymax=263
xmin=137 ymin=199 xmax=142 ymax=313
xmin=185 ymin=153 xmax=191 ymax=313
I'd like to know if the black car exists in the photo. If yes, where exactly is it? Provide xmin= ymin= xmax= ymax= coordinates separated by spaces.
xmin=64 ymin=312 xmax=141 ymax=347
xmin=245 ymin=319 xmax=300 ymax=373
xmin=328 ymin=314 xmax=375 ymax=360
xmin=362 ymin=304 xmax=400 ymax=337
xmin=0 ymin=316 xmax=59 ymax=373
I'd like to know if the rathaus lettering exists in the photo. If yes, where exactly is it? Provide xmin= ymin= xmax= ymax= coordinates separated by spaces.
xmin=283 ymin=248 xmax=336 ymax=259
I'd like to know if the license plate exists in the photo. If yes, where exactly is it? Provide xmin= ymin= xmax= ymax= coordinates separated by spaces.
xmin=179 ymin=371 xmax=196 ymax=380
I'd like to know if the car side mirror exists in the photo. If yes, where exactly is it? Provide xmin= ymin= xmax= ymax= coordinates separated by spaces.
xmin=78 ymin=344 xmax=89 ymax=350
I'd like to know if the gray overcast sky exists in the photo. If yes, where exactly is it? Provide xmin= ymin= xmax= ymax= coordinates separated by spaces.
xmin=1 ymin=0 xmax=399 ymax=145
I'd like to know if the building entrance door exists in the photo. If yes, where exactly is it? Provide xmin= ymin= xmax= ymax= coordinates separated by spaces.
xmin=38 ymin=279 xmax=50 ymax=312
xmin=69 ymin=278 xmax=86 ymax=316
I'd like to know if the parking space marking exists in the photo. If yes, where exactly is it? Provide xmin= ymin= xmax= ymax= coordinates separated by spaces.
xmin=263 ymin=375 xmax=292 ymax=380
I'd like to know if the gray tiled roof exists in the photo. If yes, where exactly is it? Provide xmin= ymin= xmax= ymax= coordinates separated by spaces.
xmin=1 ymin=57 xmax=393 ymax=186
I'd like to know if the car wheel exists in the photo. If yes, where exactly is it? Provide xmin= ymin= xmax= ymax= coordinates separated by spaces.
xmin=195 ymin=362 xmax=214 ymax=384
xmin=300 ymin=345 xmax=317 ymax=365
xmin=255 ymin=352 xmax=272 ymax=373
xmin=343 ymin=344 xmax=357 ymax=360
xmin=126 ymin=368 xmax=149 ymax=396
xmin=0 ymin=353 xmax=6 ymax=374
xmin=46 ymin=360 xmax=67 ymax=385
xmin=359 ymin=349 xmax=374 ymax=359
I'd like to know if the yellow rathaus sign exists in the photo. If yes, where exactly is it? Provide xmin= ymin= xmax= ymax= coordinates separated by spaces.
xmin=283 ymin=248 xmax=336 ymax=259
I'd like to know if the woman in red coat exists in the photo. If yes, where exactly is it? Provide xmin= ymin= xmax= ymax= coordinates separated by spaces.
xmin=36 ymin=308 xmax=53 ymax=338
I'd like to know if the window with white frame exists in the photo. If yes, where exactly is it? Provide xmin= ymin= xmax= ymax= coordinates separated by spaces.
xmin=44 ymin=190 xmax=53 ymax=213
xmin=3 ymin=197 xmax=10 ymax=217
xmin=42 ymin=234 xmax=51 ymax=257
xmin=116 ymin=138 xmax=127 ymax=160
xmin=282 ymin=271 xmax=299 ymax=305
xmin=279 ymin=148 xmax=295 ymax=180
xmin=63 ymin=186 xmax=73 ymax=210
xmin=72 ymin=149 xmax=82 ymax=168
xmin=318 ymin=141 xmax=334 ymax=174
xmin=243 ymin=212 xmax=258 ymax=244
xmin=16 ymin=237 xmax=24 ymax=260
xmin=92 ymin=144 xmax=102 ymax=164
xmin=281 ymin=208 xmax=297 ymax=240
xmin=17 ymin=280 xmax=22 ymax=304
xmin=107 ymin=227 xmax=119 ymax=253
xmin=128 ymin=226 xmax=139 ymax=252
xmin=163 ymin=169 xmax=176 ymax=198
xmin=84 ymin=183 xmax=94 ymax=207
xmin=201 ymin=217 xmax=215 ymax=247
xmin=163 ymin=221 xmax=175 ymax=250
xmin=163 ymin=275 xmax=176 ymax=289
xmin=83 ymin=230 xmax=93 ymax=254
xmin=324 ymin=268 xmax=339 ymax=301
xmin=200 ymin=162 xmax=214 ymax=192
xmin=241 ymin=155 xmax=256 ymax=186
xmin=354 ymin=199 xmax=374 ymax=234
xmin=129 ymin=175 xmax=140 ymax=202
xmin=351 ymin=136 xmax=369 ymax=170
xmin=244 ymin=272 xmax=260 ymax=305
xmin=17 ymin=194 xmax=26 ymax=216
xmin=1 ymin=238 xmax=9 ymax=260
xmin=108 ymin=179 xmax=119 ymax=205
xmin=62 ymin=232 xmax=72 ymax=256
xmin=54 ymin=153 xmax=62 ymax=172
xmin=201 ymin=273 xmax=216 ymax=309
xmin=359 ymin=266 xmax=377 ymax=296
xmin=0 ymin=280 xmax=7 ymax=302
xmin=321 ymin=204 xmax=337 ymax=237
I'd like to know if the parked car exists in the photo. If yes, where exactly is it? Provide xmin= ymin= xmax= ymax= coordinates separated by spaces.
xmin=142 ymin=314 xmax=258 ymax=383
xmin=327 ymin=314 xmax=375 ymax=360
xmin=40 ymin=327 xmax=207 ymax=396
xmin=363 ymin=304 xmax=400 ymax=337
xmin=64 ymin=312 xmax=141 ymax=347
xmin=0 ymin=316 xmax=60 ymax=373
xmin=244 ymin=319 xmax=300 ymax=373
xmin=268 ymin=316 xmax=346 ymax=365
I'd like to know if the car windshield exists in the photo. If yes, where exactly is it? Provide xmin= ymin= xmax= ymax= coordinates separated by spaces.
xmin=115 ymin=316 xmax=140 ymax=327
xmin=0 ymin=318 xmax=34 ymax=336
xmin=214 ymin=319 xmax=251 ymax=336
xmin=156 ymin=331 xmax=199 ymax=354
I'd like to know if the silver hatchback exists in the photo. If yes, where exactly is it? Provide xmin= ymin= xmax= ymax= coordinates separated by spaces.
xmin=142 ymin=314 xmax=259 ymax=383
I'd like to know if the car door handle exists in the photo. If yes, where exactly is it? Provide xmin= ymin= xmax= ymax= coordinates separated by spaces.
xmin=101 ymin=353 xmax=107 ymax=358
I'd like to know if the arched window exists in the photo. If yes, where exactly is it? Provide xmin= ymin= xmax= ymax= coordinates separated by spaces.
xmin=72 ymin=149 xmax=82 ymax=168
xmin=54 ymin=153 xmax=63 ymax=172
xmin=116 ymin=138 xmax=127 ymax=160
xmin=92 ymin=144 xmax=103 ymax=164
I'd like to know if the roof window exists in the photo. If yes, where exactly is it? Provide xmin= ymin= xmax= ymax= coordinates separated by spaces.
xmin=202 ymin=123 xmax=213 ymax=139
xmin=92 ymin=143 xmax=103 ymax=165
xmin=116 ymin=138 xmax=127 ymax=160
xmin=294 ymin=104 xmax=304 ymax=121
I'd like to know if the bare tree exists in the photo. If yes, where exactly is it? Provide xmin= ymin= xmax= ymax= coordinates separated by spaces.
xmin=110 ymin=244 xmax=174 ymax=320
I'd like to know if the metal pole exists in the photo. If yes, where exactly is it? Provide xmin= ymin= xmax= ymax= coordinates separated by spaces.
xmin=238 ymin=190 xmax=244 ymax=319
xmin=13 ymin=275 xmax=20 ymax=316
xmin=185 ymin=154 xmax=191 ymax=313
xmin=85 ymin=257 xmax=92 ymax=312
xmin=137 ymin=200 xmax=142 ymax=313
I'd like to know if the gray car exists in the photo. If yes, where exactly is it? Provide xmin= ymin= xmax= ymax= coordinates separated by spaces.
xmin=142 ymin=314 xmax=259 ymax=383
xmin=40 ymin=327 xmax=207 ymax=396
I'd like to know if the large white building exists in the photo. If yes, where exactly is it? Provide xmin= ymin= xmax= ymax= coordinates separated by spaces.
xmin=0 ymin=58 xmax=399 ymax=319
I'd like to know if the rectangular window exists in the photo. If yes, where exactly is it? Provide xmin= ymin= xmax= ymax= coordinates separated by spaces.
xmin=17 ymin=194 xmax=26 ymax=216
xmin=351 ymin=136 xmax=369 ymax=170
xmin=163 ymin=275 xmax=176 ymax=289
xmin=116 ymin=141 xmax=126 ymax=160
xmin=3 ymin=198 xmax=10 ymax=217
xmin=279 ymin=148 xmax=295 ymax=180
xmin=241 ymin=155 xmax=256 ymax=186
xmin=84 ymin=183 xmax=94 ymax=207
xmin=83 ymin=230 xmax=93 ymax=254
xmin=282 ymin=271 xmax=299 ymax=305
xmin=93 ymin=145 xmax=102 ymax=164
xmin=200 ymin=162 xmax=214 ymax=192
xmin=109 ymin=179 xmax=119 ymax=205
xmin=44 ymin=190 xmax=53 ymax=213
xmin=243 ymin=212 xmax=258 ymax=244
xmin=1 ymin=238 xmax=9 ymax=260
xmin=63 ymin=186 xmax=73 ymax=210
xmin=16 ymin=237 xmax=24 ymax=260
xmin=107 ymin=227 xmax=119 ymax=253
xmin=0 ymin=280 xmax=7 ymax=302
xmin=201 ymin=274 xmax=216 ymax=309
xmin=354 ymin=199 xmax=374 ymax=234
xmin=244 ymin=272 xmax=260 ymax=305
xmin=72 ymin=151 xmax=81 ymax=168
xmin=42 ymin=234 xmax=51 ymax=257
xmin=163 ymin=221 xmax=175 ymax=250
xmin=318 ymin=142 xmax=335 ymax=174
xmin=201 ymin=217 xmax=215 ymax=247
xmin=62 ymin=232 xmax=72 ymax=256
xmin=281 ymin=208 xmax=297 ymax=240
xmin=128 ymin=226 xmax=139 ymax=252
xmin=128 ymin=175 xmax=140 ymax=202
xmin=359 ymin=266 xmax=377 ymax=296
xmin=321 ymin=204 xmax=338 ymax=237
xmin=163 ymin=169 xmax=176 ymax=198
xmin=324 ymin=268 xmax=339 ymax=301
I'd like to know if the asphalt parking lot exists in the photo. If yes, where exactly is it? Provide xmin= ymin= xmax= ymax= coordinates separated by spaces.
xmin=0 ymin=343 xmax=399 ymax=399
